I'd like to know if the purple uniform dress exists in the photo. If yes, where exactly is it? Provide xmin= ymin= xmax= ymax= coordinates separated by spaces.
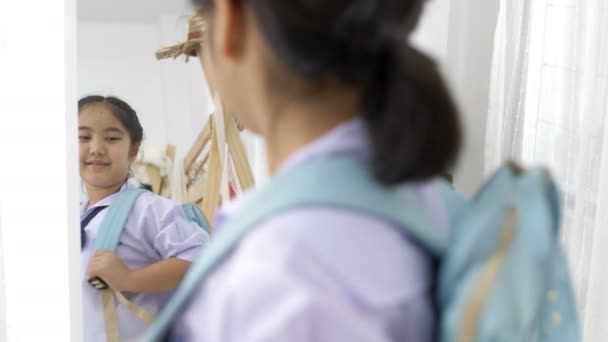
xmin=81 ymin=180 xmax=209 ymax=342
xmin=172 ymin=118 xmax=448 ymax=341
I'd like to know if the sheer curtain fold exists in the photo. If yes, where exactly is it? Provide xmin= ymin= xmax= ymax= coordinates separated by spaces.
xmin=487 ymin=0 xmax=608 ymax=340
xmin=485 ymin=0 xmax=532 ymax=170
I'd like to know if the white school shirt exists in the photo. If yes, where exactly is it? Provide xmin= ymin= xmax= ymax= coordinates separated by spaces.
xmin=172 ymin=118 xmax=448 ymax=341
xmin=81 ymin=180 xmax=209 ymax=342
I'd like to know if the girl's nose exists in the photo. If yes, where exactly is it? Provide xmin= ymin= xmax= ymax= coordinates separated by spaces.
xmin=89 ymin=138 xmax=105 ymax=156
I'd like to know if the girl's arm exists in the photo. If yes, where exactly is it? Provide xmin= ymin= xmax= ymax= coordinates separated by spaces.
xmin=127 ymin=257 xmax=191 ymax=292
xmin=87 ymin=250 xmax=191 ymax=293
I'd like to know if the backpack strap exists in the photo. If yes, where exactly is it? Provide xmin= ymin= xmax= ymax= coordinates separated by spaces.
xmin=89 ymin=188 xmax=157 ymax=341
xmin=435 ymin=179 xmax=469 ymax=225
xmin=142 ymin=157 xmax=445 ymax=341
xmin=90 ymin=188 xmax=147 ymax=290
xmin=93 ymin=188 xmax=147 ymax=252
xmin=181 ymin=202 xmax=211 ymax=233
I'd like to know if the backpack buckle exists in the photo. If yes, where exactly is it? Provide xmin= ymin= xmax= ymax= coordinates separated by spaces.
xmin=89 ymin=276 xmax=109 ymax=290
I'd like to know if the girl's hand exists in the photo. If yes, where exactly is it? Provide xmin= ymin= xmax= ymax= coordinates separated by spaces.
xmin=87 ymin=250 xmax=133 ymax=292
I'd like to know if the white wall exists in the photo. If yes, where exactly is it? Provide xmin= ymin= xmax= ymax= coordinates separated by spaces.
xmin=445 ymin=0 xmax=501 ymax=195
xmin=412 ymin=0 xmax=500 ymax=195
xmin=412 ymin=0 xmax=452 ymax=66
xmin=78 ymin=0 xmax=501 ymax=194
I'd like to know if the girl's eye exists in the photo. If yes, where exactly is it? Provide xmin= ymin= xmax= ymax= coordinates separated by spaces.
xmin=106 ymin=137 xmax=121 ymax=142
xmin=79 ymin=136 xmax=90 ymax=141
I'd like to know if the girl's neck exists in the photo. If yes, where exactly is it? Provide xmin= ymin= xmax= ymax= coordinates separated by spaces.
xmin=263 ymin=88 xmax=359 ymax=174
xmin=85 ymin=182 xmax=124 ymax=208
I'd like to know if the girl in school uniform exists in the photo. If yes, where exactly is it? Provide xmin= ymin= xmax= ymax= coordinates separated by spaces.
xmin=78 ymin=95 xmax=209 ymax=342
xmin=165 ymin=0 xmax=462 ymax=340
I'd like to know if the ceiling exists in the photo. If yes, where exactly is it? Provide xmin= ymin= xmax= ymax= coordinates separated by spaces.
xmin=78 ymin=0 xmax=192 ymax=23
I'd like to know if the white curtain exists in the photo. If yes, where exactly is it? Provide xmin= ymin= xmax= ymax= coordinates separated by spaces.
xmin=487 ymin=0 xmax=608 ymax=340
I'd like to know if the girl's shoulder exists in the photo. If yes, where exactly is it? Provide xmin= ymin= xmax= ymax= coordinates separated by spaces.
xmin=133 ymin=191 xmax=184 ymax=213
xmin=118 ymin=187 xmax=189 ymax=225
xmin=218 ymin=206 xmax=433 ymax=312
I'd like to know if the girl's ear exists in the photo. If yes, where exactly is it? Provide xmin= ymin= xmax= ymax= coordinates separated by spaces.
xmin=213 ymin=0 xmax=247 ymax=60
xmin=129 ymin=143 xmax=140 ymax=163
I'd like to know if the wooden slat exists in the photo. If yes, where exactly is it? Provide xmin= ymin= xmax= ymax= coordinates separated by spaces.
xmin=225 ymin=112 xmax=255 ymax=190
xmin=182 ymin=45 xmax=257 ymax=218
xmin=187 ymin=177 xmax=206 ymax=203
xmin=201 ymin=128 xmax=223 ymax=228
xmin=184 ymin=117 xmax=212 ymax=173
xmin=192 ymin=151 xmax=210 ymax=181
xmin=165 ymin=144 xmax=176 ymax=163
xmin=160 ymin=178 xmax=171 ymax=198
xmin=198 ymin=52 xmax=215 ymax=96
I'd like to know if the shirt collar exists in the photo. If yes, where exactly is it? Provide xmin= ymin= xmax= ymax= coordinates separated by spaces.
xmin=215 ymin=117 xmax=370 ymax=226
xmin=80 ymin=178 xmax=139 ymax=214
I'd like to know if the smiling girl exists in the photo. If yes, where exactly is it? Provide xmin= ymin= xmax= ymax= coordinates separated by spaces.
xmin=78 ymin=95 xmax=208 ymax=342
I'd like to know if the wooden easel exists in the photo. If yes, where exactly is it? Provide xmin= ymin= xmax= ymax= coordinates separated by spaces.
xmin=182 ymin=110 xmax=255 ymax=224
xmin=156 ymin=12 xmax=255 ymax=227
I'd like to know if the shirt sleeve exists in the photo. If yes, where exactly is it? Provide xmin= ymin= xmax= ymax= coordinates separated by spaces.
xmin=153 ymin=206 xmax=208 ymax=261
xmin=132 ymin=194 xmax=209 ymax=261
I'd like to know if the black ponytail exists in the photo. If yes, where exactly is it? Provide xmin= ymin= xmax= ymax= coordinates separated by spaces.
xmin=362 ymin=43 xmax=461 ymax=185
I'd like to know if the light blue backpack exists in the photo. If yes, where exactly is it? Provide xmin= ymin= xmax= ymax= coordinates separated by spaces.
xmin=142 ymin=158 xmax=579 ymax=341
xmin=89 ymin=188 xmax=210 ymax=290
